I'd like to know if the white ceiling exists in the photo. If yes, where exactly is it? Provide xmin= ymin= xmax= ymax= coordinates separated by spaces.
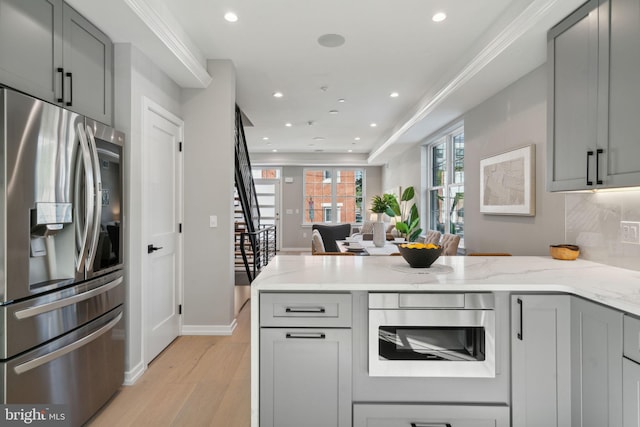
xmin=66 ymin=0 xmax=585 ymax=164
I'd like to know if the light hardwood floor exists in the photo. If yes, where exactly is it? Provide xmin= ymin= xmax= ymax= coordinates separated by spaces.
xmin=87 ymin=297 xmax=251 ymax=427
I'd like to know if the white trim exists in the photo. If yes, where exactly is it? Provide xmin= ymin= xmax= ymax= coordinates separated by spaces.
xmin=182 ymin=319 xmax=238 ymax=336
xmin=123 ymin=360 xmax=147 ymax=386
xmin=124 ymin=0 xmax=212 ymax=88
xmin=368 ymin=0 xmax=559 ymax=163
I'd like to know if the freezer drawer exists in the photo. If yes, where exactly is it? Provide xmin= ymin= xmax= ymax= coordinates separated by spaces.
xmin=1 ymin=305 xmax=124 ymax=427
xmin=0 ymin=270 xmax=124 ymax=359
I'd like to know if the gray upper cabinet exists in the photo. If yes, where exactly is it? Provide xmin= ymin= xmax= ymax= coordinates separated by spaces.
xmin=571 ymin=296 xmax=623 ymax=427
xmin=0 ymin=0 xmax=112 ymax=125
xmin=511 ymin=294 xmax=572 ymax=427
xmin=548 ymin=0 xmax=640 ymax=191
xmin=0 ymin=0 xmax=63 ymax=102
xmin=62 ymin=3 xmax=112 ymax=125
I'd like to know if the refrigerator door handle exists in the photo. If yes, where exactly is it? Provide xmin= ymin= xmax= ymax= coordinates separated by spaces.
xmin=75 ymin=123 xmax=95 ymax=273
xmin=85 ymin=125 xmax=103 ymax=272
xmin=13 ymin=312 xmax=123 ymax=375
xmin=14 ymin=276 xmax=123 ymax=320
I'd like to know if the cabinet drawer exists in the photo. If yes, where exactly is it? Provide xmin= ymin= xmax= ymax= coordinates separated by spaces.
xmin=624 ymin=314 xmax=640 ymax=364
xmin=353 ymin=404 xmax=510 ymax=427
xmin=260 ymin=293 xmax=351 ymax=327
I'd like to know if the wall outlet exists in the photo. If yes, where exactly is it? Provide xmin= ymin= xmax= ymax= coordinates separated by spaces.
xmin=621 ymin=221 xmax=640 ymax=244
xmin=303 ymin=232 xmax=307 ymax=238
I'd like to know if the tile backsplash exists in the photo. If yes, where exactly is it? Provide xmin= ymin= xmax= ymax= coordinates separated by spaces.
xmin=565 ymin=190 xmax=640 ymax=271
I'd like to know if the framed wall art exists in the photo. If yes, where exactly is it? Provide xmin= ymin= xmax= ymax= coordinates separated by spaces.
xmin=480 ymin=144 xmax=535 ymax=216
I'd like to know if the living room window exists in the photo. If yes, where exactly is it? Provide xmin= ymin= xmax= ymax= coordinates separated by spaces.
xmin=427 ymin=127 xmax=464 ymax=239
xmin=303 ymin=168 xmax=364 ymax=224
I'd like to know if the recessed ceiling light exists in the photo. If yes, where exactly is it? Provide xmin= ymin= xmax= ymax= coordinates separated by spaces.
xmin=273 ymin=91 xmax=283 ymax=98
xmin=338 ymin=98 xmax=345 ymax=103
xmin=272 ymin=149 xmax=278 ymax=152
xmin=313 ymin=136 xmax=325 ymax=141
xmin=285 ymin=123 xmax=292 ymax=127
xmin=390 ymin=92 xmax=399 ymax=98
xmin=329 ymin=110 xmax=339 ymax=114
xmin=224 ymin=12 xmax=238 ymax=22
xmin=348 ymin=149 xmax=353 ymax=153
xmin=370 ymin=123 xmax=377 ymax=127
xmin=262 ymin=137 xmax=269 ymax=141
xmin=354 ymin=137 xmax=361 ymax=141
xmin=317 ymin=34 xmax=346 ymax=48
xmin=432 ymin=12 xmax=446 ymax=22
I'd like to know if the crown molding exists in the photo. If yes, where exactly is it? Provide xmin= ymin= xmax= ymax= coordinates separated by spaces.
xmin=124 ymin=0 xmax=212 ymax=88
xmin=368 ymin=0 xmax=558 ymax=163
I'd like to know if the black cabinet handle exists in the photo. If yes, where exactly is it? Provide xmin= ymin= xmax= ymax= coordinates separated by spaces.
xmin=517 ymin=298 xmax=523 ymax=340
xmin=586 ymin=150 xmax=594 ymax=186
xmin=57 ymin=68 xmax=64 ymax=103
xmin=285 ymin=307 xmax=326 ymax=313
xmin=596 ymin=149 xmax=604 ymax=185
xmin=65 ymin=72 xmax=73 ymax=106
xmin=285 ymin=332 xmax=326 ymax=339
xmin=411 ymin=423 xmax=452 ymax=427
xmin=147 ymin=244 xmax=163 ymax=254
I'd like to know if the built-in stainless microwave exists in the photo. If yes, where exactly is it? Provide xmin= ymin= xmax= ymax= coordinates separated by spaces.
xmin=368 ymin=293 xmax=495 ymax=378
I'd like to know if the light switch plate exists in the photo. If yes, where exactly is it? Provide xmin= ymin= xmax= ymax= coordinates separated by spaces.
xmin=209 ymin=215 xmax=217 ymax=228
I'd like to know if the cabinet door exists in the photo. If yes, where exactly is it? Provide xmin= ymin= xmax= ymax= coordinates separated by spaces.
xmin=511 ymin=295 xmax=571 ymax=427
xmin=547 ymin=0 xmax=599 ymax=191
xmin=0 ymin=0 xmax=63 ymax=102
xmin=62 ymin=3 xmax=112 ymax=125
xmin=571 ymin=297 xmax=623 ymax=427
xmin=260 ymin=328 xmax=351 ymax=427
xmin=624 ymin=358 xmax=640 ymax=427
xmin=601 ymin=0 xmax=640 ymax=188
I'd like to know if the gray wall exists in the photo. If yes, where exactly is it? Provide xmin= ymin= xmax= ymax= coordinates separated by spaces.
xmin=181 ymin=60 xmax=236 ymax=331
xmin=114 ymin=43 xmax=183 ymax=382
xmin=463 ymin=65 xmax=565 ymax=255
xmin=277 ymin=165 xmax=383 ymax=250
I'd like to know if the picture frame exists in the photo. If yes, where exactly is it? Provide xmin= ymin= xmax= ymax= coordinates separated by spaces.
xmin=480 ymin=144 xmax=535 ymax=216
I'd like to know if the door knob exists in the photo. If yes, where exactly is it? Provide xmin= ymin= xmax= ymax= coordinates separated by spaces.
xmin=147 ymin=244 xmax=163 ymax=254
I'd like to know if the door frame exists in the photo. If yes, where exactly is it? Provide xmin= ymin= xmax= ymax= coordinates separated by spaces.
xmin=140 ymin=96 xmax=184 ymax=365
xmin=254 ymin=177 xmax=283 ymax=251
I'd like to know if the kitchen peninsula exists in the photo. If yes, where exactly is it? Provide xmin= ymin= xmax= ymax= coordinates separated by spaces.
xmin=251 ymin=255 xmax=640 ymax=427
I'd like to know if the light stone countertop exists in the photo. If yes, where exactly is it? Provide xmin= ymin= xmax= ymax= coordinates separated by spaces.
xmin=251 ymin=255 xmax=640 ymax=316
xmin=249 ymin=254 xmax=640 ymax=426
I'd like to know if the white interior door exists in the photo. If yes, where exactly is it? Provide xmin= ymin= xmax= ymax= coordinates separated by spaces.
xmin=255 ymin=179 xmax=281 ymax=250
xmin=143 ymin=99 xmax=183 ymax=363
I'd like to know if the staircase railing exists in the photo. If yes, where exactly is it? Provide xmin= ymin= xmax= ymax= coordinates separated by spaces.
xmin=239 ymin=225 xmax=277 ymax=282
xmin=234 ymin=105 xmax=276 ymax=283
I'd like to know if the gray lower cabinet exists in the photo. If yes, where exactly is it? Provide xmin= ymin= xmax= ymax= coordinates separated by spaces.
xmin=259 ymin=292 xmax=352 ymax=427
xmin=260 ymin=328 xmax=351 ymax=427
xmin=0 ymin=0 xmax=112 ymax=125
xmin=511 ymin=294 xmax=571 ymax=427
xmin=353 ymin=404 xmax=510 ymax=427
xmin=623 ymin=358 xmax=640 ymax=427
xmin=570 ymin=296 xmax=623 ymax=427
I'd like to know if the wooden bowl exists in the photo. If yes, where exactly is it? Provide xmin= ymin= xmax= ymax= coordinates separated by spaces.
xmin=397 ymin=244 xmax=443 ymax=268
xmin=550 ymin=244 xmax=580 ymax=260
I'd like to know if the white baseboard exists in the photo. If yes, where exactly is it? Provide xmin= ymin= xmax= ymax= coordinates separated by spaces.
xmin=124 ymin=360 xmax=146 ymax=386
xmin=182 ymin=318 xmax=238 ymax=336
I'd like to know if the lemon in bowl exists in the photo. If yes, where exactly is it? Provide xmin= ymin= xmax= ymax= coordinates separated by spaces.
xmin=397 ymin=242 xmax=443 ymax=268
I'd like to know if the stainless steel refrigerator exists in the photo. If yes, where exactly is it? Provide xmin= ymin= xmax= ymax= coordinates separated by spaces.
xmin=0 ymin=88 xmax=125 ymax=426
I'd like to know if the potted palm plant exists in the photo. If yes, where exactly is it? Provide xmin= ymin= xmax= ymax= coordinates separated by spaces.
xmin=386 ymin=186 xmax=422 ymax=242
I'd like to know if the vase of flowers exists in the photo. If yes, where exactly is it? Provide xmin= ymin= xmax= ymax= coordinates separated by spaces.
xmin=370 ymin=194 xmax=394 ymax=247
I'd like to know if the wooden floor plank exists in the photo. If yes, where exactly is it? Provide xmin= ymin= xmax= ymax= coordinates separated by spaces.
xmin=87 ymin=300 xmax=251 ymax=427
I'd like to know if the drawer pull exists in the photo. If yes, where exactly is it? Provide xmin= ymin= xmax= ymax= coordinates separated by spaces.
xmin=285 ymin=332 xmax=326 ymax=339
xmin=285 ymin=307 xmax=326 ymax=314
xmin=411 ymin=423 xmax=452 ymax=427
